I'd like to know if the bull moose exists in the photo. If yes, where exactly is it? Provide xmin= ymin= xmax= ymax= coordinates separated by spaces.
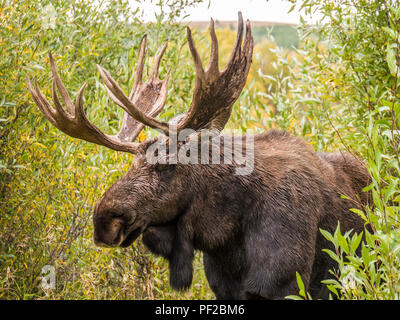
xmin=26 ymin=13 xmax=370 ymax=299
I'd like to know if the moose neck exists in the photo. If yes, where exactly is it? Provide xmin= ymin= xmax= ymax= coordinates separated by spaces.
xmin=173 ymin=159 xmax=256 ymax=252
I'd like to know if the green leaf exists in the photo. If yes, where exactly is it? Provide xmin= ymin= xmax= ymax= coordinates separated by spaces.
xmin=322 ymin=249 xmax=341 ymax=264
xmin=319 ymin=228 xmax=334 ymax=243
xmin=386 ymin=44 xmax=399 ymax=77
xmin=349 ymin=208 xmax=367 ymax=221
xmin=361 ymin=244 xmax=371 ymax=268
xmin=350 ymin=232 xmax=364 ymax=255
xmin=295 ymin=271 xmax=306 ymax=298
xmin=338 ymin=232 xmax=349 ymax=255
xmin=285 ymin=295 xmax=304 ymax=300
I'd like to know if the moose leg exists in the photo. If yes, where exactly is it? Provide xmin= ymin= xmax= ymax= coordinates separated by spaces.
xmin=203 ymin=253 xmax=241 ymax=300
xmin=169 ymin=232 xmax=194 ymax=291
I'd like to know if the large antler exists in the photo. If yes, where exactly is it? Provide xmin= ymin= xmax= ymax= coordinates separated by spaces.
xmin=26 ymin=36 xmax=169 ymax=154
xmin=178 ymin=12 xmax=254 ymax=131
xmin=27 ymin=12 xmax=253 ymax=154
xmin=101 ymin=11 xmax=253 ymax=134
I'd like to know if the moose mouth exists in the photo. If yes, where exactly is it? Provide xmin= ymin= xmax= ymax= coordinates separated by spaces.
xmin=119 ymin=226 xmax=143 ymax=247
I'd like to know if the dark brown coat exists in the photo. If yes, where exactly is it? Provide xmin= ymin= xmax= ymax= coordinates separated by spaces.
xmin=94 ymin=130 xmax=370 ymax=299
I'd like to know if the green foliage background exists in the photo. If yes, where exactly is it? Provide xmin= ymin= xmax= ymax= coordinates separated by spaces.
xmin=1 ymin=0 xmax=400 ymax=299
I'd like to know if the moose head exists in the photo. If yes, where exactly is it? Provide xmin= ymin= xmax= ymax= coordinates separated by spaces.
xmin=26 ymin=13 xmax=254 ymax=249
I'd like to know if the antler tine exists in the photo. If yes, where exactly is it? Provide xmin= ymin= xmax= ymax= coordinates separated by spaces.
xmin=34 ymin=78 xmax=66 ymax=125
xmin=51 ymin=77 xmax=72 ymax=121
xmin=49 ymin=52 xmax=76 ymax=115
xmin=151 ymin=42 xmax=168 ymax=81
xmin=186 ymin=26 xmax=205 ymax=80
xmin=223 ymin=11 xmax=244 ymax=72
xmin=207 ymin=18 xmax=219 ymax=76
xmin=26 ymin=75 xmax=57 ymax=126
xmin=130 ymin=35 xmax=147 ymax=100
xmin=243 ymin=19 xmax=254 ymax=73
xmin=186 ymin=17 xmax=221 ymax=79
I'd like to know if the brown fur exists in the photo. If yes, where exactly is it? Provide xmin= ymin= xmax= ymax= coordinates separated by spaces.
xmin=93 ymin=130 xmax=370 ymax=299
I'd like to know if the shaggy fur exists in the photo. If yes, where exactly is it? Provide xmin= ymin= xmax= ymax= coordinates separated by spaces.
xmin=93 ymin=130 xmax=370 ymax=299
